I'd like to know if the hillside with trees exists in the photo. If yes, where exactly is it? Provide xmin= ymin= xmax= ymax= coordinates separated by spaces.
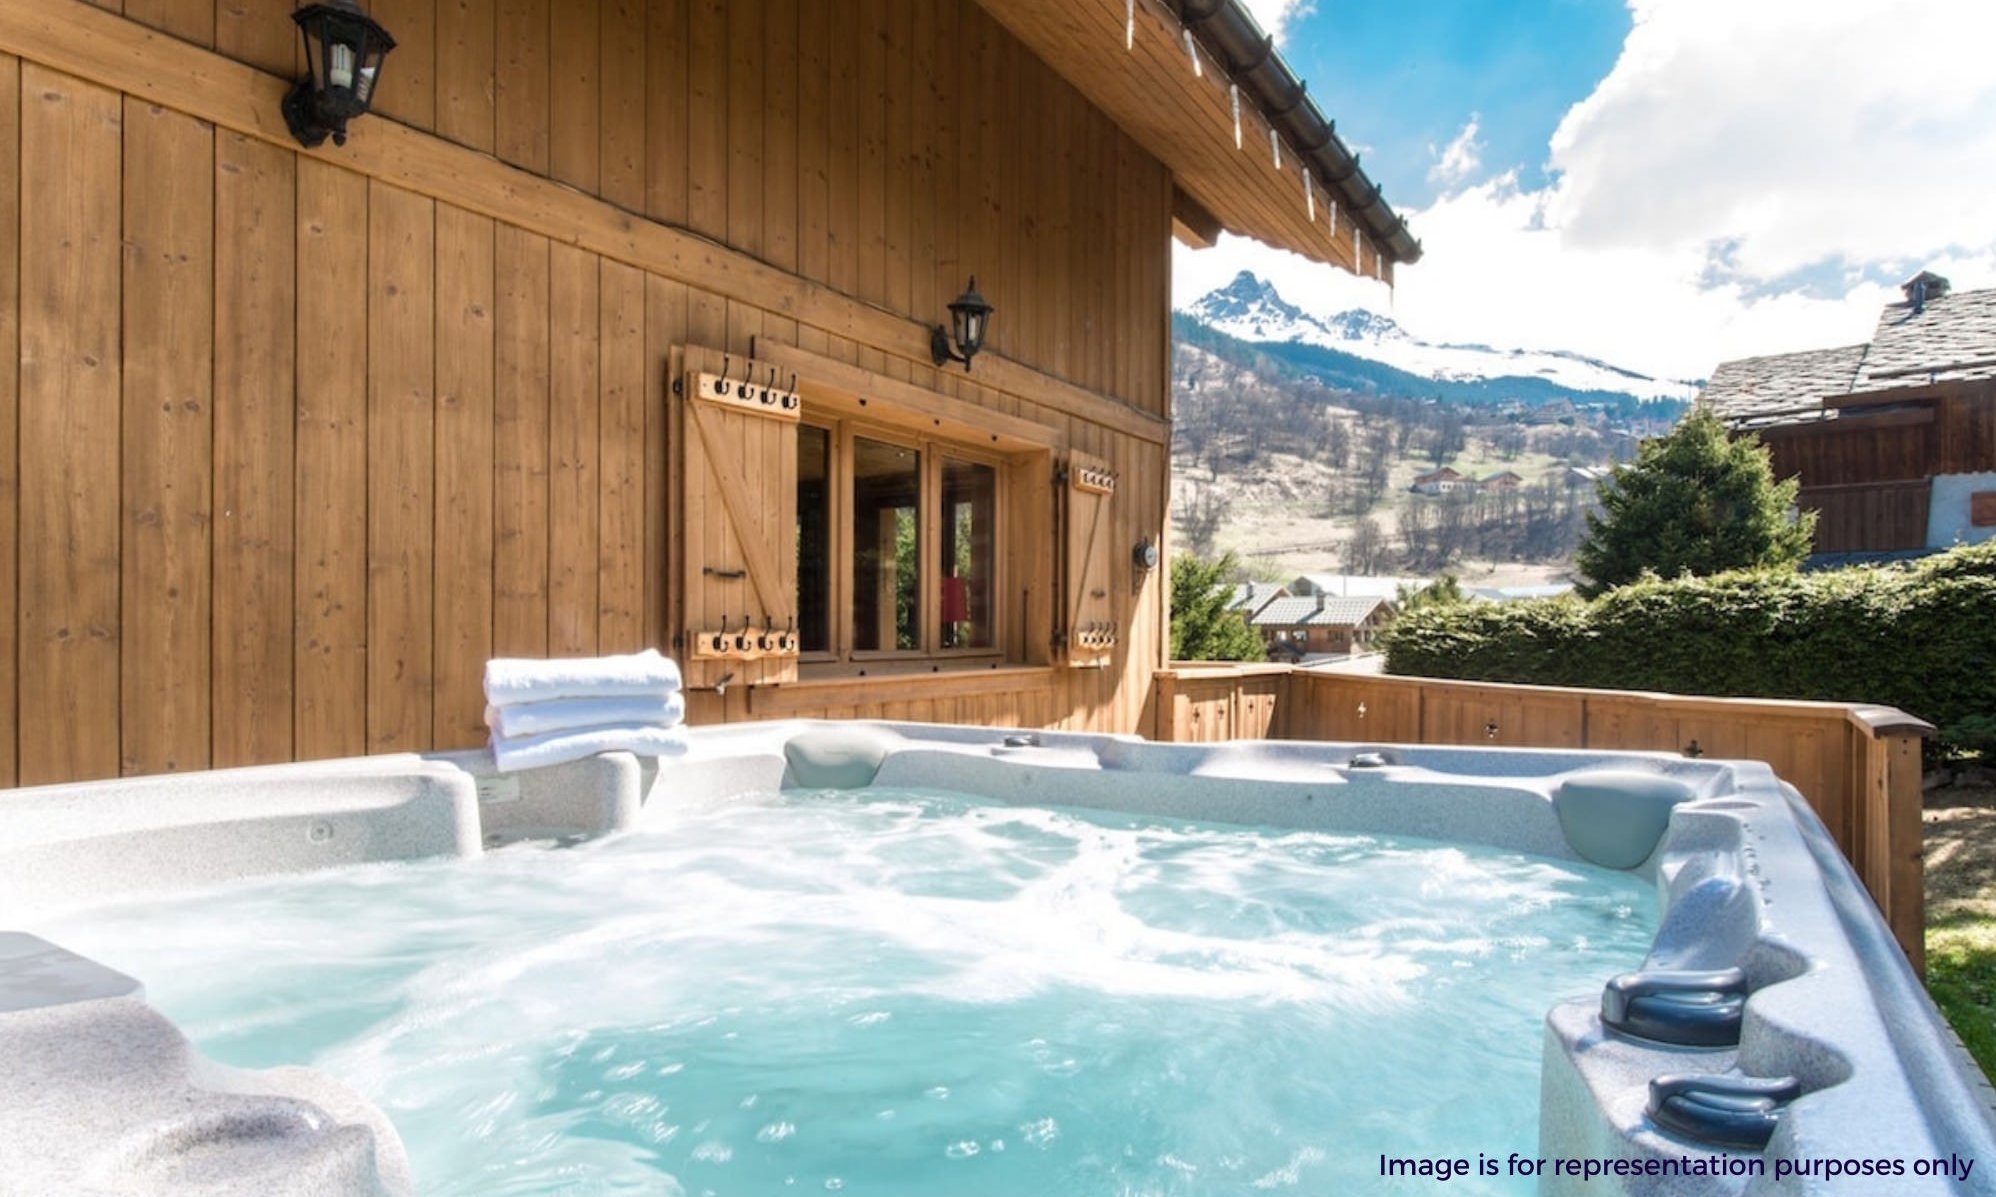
xmin=1169 ymin=316 xmax=1688 ymax=583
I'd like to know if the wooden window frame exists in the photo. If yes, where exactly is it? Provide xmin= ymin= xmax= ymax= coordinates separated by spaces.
xmin=798 ymin=411 xmax=1016 ymax=675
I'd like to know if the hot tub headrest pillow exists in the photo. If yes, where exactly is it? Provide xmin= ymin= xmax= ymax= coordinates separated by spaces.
xmin=784 ymin=726 xmax=902 ymax=789
xmin=1554 ymin=770 xmax=1699 ymax=869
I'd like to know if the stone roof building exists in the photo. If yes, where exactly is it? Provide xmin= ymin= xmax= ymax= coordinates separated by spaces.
xmin=1698 ymin=273 xmax=1996 ymax=558
xmin=1703 ymin=275 xmax=1996 ymax=430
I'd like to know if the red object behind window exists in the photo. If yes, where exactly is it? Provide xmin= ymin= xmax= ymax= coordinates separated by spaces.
xmin=942 ymin=575 xmax=970 ymax=624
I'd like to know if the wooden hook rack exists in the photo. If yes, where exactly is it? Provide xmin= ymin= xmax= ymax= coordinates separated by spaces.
xmin=690 ymin=625 xmax=802 ymax=660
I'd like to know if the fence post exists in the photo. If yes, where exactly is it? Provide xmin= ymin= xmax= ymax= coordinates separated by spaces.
xmin=1153 ymin=670 xmax=1180 ymax=742
xmin=1848 ymin=705 xmax=1935 ymax=975
xmin=1885 ymin=729 xmax=1927 ymax=976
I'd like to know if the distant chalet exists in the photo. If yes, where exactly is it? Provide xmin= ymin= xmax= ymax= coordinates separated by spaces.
xmin=1698 ymin=272 xmax=1996 ymax=563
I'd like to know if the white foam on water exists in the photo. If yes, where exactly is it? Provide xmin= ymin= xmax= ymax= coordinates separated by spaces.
xmin=35 ymin=786 xmax=1655 ymax=1196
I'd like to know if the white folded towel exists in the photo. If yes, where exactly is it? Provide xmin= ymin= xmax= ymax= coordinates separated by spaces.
xmin=484 ymin=649 xmax=682 ymax=707
xmin=485 ymin=693 xmax=686 ymax=739
xmin=491 ymin=723 xmax=692 ymax=773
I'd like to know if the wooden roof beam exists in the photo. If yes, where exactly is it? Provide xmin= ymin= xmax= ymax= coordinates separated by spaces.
xmin=1172 ymin=186 xmax=1223 ymax=249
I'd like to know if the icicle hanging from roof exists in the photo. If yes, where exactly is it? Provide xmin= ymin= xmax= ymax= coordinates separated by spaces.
xmin=1303 ymin=168 xmax=1314 ymax=221
xmin=1126 ymin=0 xmax=1135 ymax=50
xmin=1183 ymin=27 xmax=1202 ymax=76
xmin=1230 ymin=84 xmax=1243 ymax=149
xmin=1271 ymin=128 xmax=1282 ymax=170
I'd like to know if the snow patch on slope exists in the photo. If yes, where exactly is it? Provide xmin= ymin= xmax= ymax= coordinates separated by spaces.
xmin=1184 ymin=272 xmax=1698 ymax=401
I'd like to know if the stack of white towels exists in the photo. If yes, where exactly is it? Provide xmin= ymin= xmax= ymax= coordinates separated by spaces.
xmin=483 ymin=649 xmax=690 ymax=772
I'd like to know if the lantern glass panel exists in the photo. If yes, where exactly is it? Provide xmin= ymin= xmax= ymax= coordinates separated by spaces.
xmin=302 ymin=20 xmax=329 ymax=92
xmin=357 ymin=41 xmax=382 ymax=105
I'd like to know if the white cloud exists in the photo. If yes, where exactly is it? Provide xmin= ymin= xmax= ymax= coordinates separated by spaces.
xmin=1239 ymin=0 xmax=1315 ymax=45
xmin=1426 ymin=116 xmax=1483 ymax=189
xmin=1549 ymin=0 xmax=1996 ymax=278
xmin=1176 ymin=0 xmax=1996 ymax=382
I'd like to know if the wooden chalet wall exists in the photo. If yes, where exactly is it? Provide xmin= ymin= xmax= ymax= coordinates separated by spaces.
xmin=0 ymin=0 xmax=1177 ymax=785
xmin=1760 ymin=378 xmax=1996 ymax=553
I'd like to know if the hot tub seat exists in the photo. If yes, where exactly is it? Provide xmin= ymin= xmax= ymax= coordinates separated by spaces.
xmin=0 ymin=934 xmax=412 ymax=1197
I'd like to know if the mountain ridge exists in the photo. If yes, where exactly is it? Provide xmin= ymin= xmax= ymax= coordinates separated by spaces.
xmin=1181 ymin=271 xmax=1699 ymax=406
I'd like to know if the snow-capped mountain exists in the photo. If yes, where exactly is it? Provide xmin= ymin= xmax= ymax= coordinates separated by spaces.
xmin=1184 ymin=271 xmax=1698 ymax=402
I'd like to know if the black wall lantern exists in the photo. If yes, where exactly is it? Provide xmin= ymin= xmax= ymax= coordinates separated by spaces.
xmin=282 ymin=0 xmax=397 ymax=148
xmin=931 ymin=277 xmax=993 ymax=372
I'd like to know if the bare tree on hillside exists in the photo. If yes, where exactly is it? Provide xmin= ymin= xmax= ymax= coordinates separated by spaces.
xmin=1177 ymin=490 xmax=1231 ymax=558
xmin=1432 ymin=491 xmax=1477 ymax=564
xmin=1343 ymin=517 xmax=1386 ymax=575
xmin=1398 ymin=499 xmax=1435 ymax=567
xmin=1354 ymin=424 xmax=1396 ymax=513
xmin=1428 ymin=410 xmax=1467 ymax=467
xmin=1324 ymin=417 xmax=1351 ymax=470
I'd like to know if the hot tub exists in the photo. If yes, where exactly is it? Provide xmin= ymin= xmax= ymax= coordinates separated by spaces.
xmin=1 ymin=723 xmax=1990 ymax=1195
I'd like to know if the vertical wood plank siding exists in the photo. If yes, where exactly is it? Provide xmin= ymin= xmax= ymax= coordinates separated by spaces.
xmin=433 ymin=204 xmax=497 ymax=748
xmin=293 ymin=159 xmax=371 ymax=760
xmin=0 ymin=54 xmax=17 ymax=786
xmin=120 ymin=98 xmax=214 ymax=775
xmin=0 ymin=0 xmax=1178 ymax=779
xmin=17 ymin=66 xmax=122 ymax=785
xmin=365 ymin=181 xmax=437 ymax=753
xmin=212 ymin=132 xmax=296 ymax=767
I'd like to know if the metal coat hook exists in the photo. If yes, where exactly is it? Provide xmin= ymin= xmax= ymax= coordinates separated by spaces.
xmin=714 ymin=356 xmax=732 ymax=397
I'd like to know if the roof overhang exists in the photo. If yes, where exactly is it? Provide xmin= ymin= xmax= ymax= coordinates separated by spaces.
xmin=976 ymin=0 xmax=1419 ymax=282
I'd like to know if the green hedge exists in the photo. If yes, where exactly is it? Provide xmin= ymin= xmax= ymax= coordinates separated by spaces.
xmin=1382 ymin=543 xmax=1996 ymax=753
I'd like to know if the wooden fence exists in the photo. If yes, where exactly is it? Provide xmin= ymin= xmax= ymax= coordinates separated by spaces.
xmin=1151 ymin=664 xmax=1931 ymax=971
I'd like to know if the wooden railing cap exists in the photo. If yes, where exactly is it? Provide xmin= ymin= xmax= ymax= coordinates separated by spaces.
xmin=1845 ymin=704 xmax=1938 ymax=739
xmin=1161 ymin=662 xmax=1297 ymax=680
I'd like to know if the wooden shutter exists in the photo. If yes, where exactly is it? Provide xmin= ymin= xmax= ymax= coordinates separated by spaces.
xmin=677 ymin=347 xmax=801 ymax=689
xmin=1064 ymin=450 xmax=1119 ymax=666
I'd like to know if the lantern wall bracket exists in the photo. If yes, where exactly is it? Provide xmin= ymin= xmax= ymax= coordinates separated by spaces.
xmin=281 ymin=81 xmax=340 ymax=148
xmin=930 ymin=327 xmax=973 ymax=371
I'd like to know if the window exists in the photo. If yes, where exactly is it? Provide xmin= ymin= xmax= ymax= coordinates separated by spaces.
xmin=796 ymin=425 xmax=833 ymax=653
xmin=941 ymin=458 xmax=996 ymax=649
xmin=795 ymin=418 xmax=1009 ymax=667
xmin=852 ymin=436 xmax=920 ymax=652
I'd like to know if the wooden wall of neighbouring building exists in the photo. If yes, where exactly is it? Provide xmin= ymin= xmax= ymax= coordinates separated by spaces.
xmin=1760 ymin=379 xmax=1996 ymax=553
xmin=0 ymin=0 xmax=1177 ymax=786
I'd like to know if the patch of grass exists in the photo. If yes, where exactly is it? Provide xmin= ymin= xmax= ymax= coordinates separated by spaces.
xmin=1929 ymin=921 xmax=1996 ymax=1079
xmin=1925 ymin=778 xmax=1996 ymax=1081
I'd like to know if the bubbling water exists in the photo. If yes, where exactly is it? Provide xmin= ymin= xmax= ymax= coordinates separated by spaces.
xmin=38 ymin=787 xmax=1655 ymax=1195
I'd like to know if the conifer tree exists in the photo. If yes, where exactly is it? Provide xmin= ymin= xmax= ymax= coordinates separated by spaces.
xmin=1575 ymin=409 xmax=1813 ymax=597
xmin=1169 ymin=552 xmax=1265 ymax=662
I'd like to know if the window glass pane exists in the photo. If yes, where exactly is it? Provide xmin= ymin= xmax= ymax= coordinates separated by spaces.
xmin=852 ymin=437 xmax=920 ymax=651
xmin=796 ymin=425 xmax=831 ymax=653
xmin=941 ymin=458 xmax=996 ymax=649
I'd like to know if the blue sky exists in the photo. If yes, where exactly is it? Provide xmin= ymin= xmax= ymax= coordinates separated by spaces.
xmin=1183 ymin=0 xmax=1996 ymax=381
xmin=1281 ymin=0 xmax=1631 ymax=209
